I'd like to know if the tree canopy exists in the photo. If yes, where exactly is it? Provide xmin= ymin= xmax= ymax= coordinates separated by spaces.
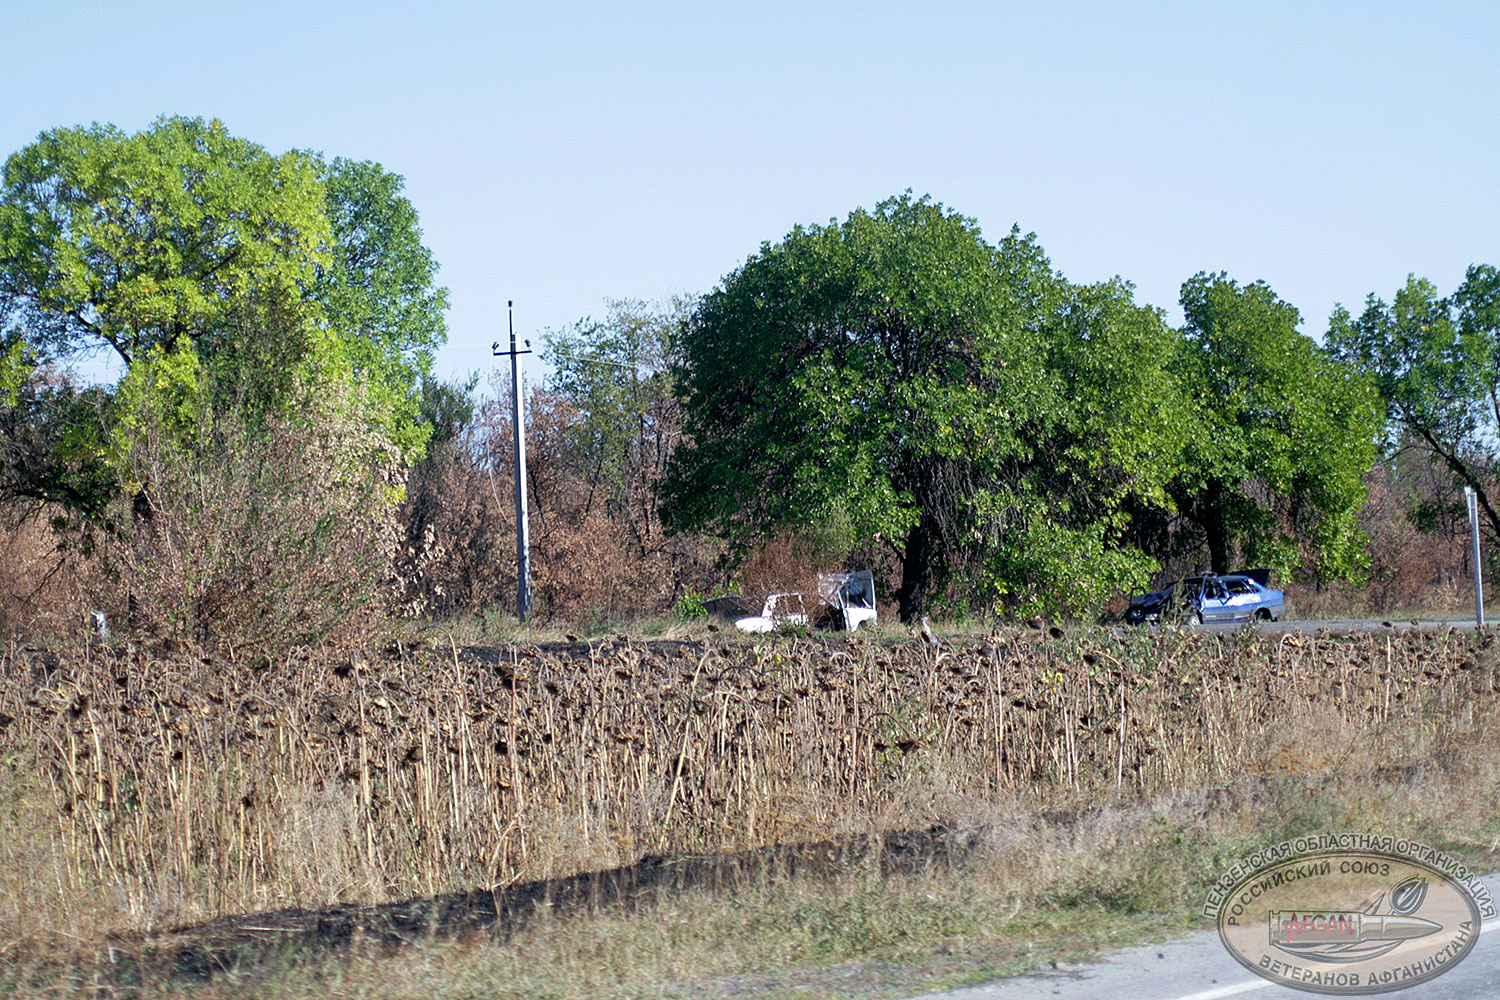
xmin=0 ymin=116 xmax=447 ymax=458
xmin=1169 ymin=273 xmax=1380 ymax=580
xmin=1328 ymin=265 xmax=1500 ymax=540
xmin=663 ymin=197 xmax=1382 ymax=620
xmin=0 ymin=117 xmax=328 ymax=366
xmin=309 ymin=154 xmax=449 ymax=454
xmin=663 ymin=194 xmax=1196 ymax=620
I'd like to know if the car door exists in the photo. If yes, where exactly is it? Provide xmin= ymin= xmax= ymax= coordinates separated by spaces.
xmin=1199 ymin=578 xmax=1234 ymax=621
xmin=1221 ymin=577 xmax=1261 ymax=620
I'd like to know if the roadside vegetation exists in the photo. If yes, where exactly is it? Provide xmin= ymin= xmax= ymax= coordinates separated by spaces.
xmin=3 ymin=119 xmax=1497 ymax=645
xmin=3 ymin=626 xmax=1500 ymax=997
xmin=4 ymin=116 xmax=1500 ymax=998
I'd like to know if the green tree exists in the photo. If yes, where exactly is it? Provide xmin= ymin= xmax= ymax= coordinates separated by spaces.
xmin=0 ymin=326 xmax=28 ymax=405
xmin=309 ymin=155 xmax=450 ymax=456
xmin=0 ymin=117 xmax=449 ymax=647
xmin=0 ymin=117 xmax=329 ymax=367
xmin=0 ymin=117 xmax=447 ymax=458
xmin=981 ymin=277 xmax=1193 ymax=613
xmin=1327 ymin=265 xmax=1500 ymax=540
xmin=662 ymin=194 xmax=1182 ymax=621
xmin=0 ymin=367 xmax=114 ymax=521
xmin=0 ymin=304 xmax=118 ymax=521
xmin=543 ymin=297 xmax=688 ymax=538
xmin=1171 ymin=273 xmax=1379 ymax=579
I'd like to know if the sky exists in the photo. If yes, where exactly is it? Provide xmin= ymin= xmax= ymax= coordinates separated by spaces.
xmin=4 ymin=1 xmax=1497 ymax=388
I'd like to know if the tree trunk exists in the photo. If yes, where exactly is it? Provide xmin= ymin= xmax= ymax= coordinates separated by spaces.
xmin=895 ymin=516 xmax=936 ymax=625
xmin=127 ymin=488 xmax=155 ymax=633
xmin=1202 ymin=499 xmax=1231 ymax=575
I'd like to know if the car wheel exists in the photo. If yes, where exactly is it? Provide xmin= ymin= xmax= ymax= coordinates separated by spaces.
xmin=1255 ymin=608 xmax=1272 ymax=622
xmin=1194 ymin=610 xmax=1204 ymax=625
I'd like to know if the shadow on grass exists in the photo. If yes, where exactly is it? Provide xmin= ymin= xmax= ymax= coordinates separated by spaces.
xmin=98 ymin=825 xmax=985 ymax=988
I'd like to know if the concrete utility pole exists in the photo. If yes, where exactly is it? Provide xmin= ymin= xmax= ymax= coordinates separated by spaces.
xmin=494 ymin=302 xmax=533 ymax=621
xmin=1466 ymin=485 xmax=1484 ymax=627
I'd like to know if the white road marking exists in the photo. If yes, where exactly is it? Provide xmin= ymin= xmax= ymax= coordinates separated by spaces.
xmin=1165 ymin=984 xmax=1268 ymax=1000
xmin=1163 ymin=916 xmax=1500 ymax=1000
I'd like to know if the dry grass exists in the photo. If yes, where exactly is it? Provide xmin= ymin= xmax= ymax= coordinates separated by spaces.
xmin=3 ymin=626 xmax=1500 ymax=996
xmin=7 ymin=767 xmax=1495 ymax=1000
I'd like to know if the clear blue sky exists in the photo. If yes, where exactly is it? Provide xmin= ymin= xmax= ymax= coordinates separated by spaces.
xmin=5 ymin=1 xmax=1497 ymax=386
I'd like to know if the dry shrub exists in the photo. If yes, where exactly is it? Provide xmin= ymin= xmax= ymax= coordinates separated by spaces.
xmin=1357 ymin=461 xmax=1478 ymax=611
xmin=401 ymin=388 xmax=722 ymax=624
xmin=522 ymin=390 xmax=721 ymax=621
xmin=111 ymin=379 xmax=405 ymax=655
xmin=396 ymin=426 xmax=510 ymax=618
xmin=735 ymin=531 xmax=827 ymax=603
xmin=0 ymin=511 xmax=107 ymax=642
xmin=0 ymin=350 xmax=412 ymax=653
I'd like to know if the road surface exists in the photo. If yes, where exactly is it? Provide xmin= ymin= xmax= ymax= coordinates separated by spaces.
xmin=908 ymin=875 xmax=1500 ymax=1000
xmin=1194 ymin=617 xmax=1486 ymax=634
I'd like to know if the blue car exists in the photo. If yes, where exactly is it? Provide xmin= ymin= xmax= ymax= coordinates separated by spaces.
xmin=1125 ymin=572 xmax=1285 ymax=625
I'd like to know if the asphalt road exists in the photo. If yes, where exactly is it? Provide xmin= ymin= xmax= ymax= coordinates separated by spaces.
xmin=1192 ymin=616 xmax=1487 ymax=635
xmin=906 ymin=876 xmax=1500 ymax=1000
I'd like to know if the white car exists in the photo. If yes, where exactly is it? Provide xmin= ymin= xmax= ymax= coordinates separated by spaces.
xmin=818 ymin=570 xmax=878 ymax=631
xmin=699 ymin=570 xmax=879 ymax=633
xmin=733 ymin=592 xmax=809 ymax=633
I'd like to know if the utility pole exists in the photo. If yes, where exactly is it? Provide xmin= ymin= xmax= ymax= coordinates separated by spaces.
xmin=1466 ymin=485 xmax=1484 ymax=627
xmin=493 ymin=302 xmax=533 ymax=621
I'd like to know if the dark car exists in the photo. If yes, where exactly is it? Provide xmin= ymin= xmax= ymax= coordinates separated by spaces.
xmin=1125 ymin=572 xmax=1284 ymax=625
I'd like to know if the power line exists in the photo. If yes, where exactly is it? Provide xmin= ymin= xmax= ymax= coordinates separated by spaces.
xmin=546 ymin=348 xmax=663 ymax=374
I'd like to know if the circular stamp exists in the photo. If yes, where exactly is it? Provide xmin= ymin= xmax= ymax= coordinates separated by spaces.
xmin=1204 ymin=835 xmax=1494 ymax=995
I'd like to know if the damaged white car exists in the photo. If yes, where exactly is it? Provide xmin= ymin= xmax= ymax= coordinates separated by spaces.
xmin=701 ymin=570 xmax=878 ymax=633
xmin=729 ymin=592 xmax=809 ymax=633
xmin=817 ymin=570 xmax=878 ymax=631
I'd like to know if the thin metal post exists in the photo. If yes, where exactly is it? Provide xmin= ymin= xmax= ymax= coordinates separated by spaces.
xmin=494 ymin=303 xmax=532 ymax=622
xmin=1467 ymin=485 xmax=1484 ymax=627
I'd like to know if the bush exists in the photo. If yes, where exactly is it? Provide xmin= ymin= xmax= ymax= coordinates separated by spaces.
xmin=672 ymin=587 xmax=709 ymax=621
xmin=108 ymin=354 xmax=404 ymax=655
